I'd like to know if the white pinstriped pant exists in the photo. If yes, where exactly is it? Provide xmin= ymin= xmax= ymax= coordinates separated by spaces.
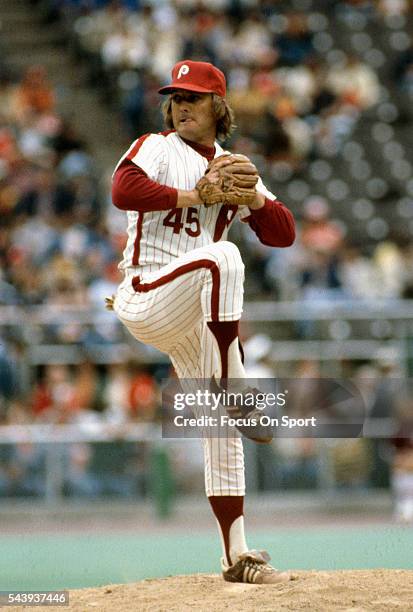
xmin=114 ymin=241 xmax=246 ymax=496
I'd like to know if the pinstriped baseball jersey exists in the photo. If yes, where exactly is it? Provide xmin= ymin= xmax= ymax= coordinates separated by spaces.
xmin=112 ymin=130 xmax=280 ymax=498
xmin=114 ymin=131 xmax=276 ymax=282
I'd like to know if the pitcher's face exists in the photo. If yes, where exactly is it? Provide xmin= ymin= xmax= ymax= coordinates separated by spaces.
xmin=170 ymin=91 xmax=216 ymax=146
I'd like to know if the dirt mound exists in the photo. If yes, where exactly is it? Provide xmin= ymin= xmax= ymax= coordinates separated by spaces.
xmin=9 ymin=570 xmax=413 ymax=611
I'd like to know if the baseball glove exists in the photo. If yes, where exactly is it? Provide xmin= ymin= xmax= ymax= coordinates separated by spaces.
xmin=196 ymin=153 xmax=259 ymax=207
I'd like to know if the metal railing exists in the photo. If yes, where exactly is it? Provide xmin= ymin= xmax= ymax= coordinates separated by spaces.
xmin=1 ymin=300 xmax=413 ymax=366
xmin=0 ymin=424 xmax=388 ymax=508
xmin=1 ymin=299 xmax=413 ymax=324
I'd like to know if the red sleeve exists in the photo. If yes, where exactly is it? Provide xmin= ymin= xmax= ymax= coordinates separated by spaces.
xmin=245 ymin=198 xmax=295 ymax=247
xmin=112 ymin=159 xmax=178 ymax=212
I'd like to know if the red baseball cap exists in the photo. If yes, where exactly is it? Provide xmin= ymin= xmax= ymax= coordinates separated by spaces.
xmin=158 ymin=60 xmax=226 ymax=97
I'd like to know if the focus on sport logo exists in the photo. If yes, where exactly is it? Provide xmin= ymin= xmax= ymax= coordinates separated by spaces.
xmin=177 ymin=65 xmax=190 ymax=79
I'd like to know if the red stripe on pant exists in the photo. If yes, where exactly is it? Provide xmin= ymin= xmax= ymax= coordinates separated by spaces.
xmin=132 ymin=259 xmax=221 ymax=321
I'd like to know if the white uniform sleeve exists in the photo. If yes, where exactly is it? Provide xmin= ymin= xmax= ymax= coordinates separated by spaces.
xmin=113 ymin=133 xmax=167 ymax=182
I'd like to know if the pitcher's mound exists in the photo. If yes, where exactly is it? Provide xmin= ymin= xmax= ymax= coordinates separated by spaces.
xmin=8 ymin=570 xmax=411 ymax=611
xmin=53 ymin=570 xmax=413 ymax=611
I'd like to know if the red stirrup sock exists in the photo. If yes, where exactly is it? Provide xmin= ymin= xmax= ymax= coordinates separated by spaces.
xmin=208 ymin=495 xmax=248 ymax=566
xmin=207 ymin=321 xmax=245 ymax=385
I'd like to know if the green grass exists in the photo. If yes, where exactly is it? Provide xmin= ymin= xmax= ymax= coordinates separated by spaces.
xmin=0 ymin=526 xmax=411 ymax=590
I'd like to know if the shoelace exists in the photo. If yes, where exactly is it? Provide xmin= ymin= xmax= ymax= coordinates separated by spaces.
xmin=244 ymin=557 xmax=275 ymax=575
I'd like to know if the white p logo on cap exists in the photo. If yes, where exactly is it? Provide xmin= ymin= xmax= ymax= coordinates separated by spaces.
xmin=177 ymin=65 xmax=190 ymax=79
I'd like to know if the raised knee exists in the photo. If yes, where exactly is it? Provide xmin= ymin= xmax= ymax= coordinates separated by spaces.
xmin=213 ymin=241 xmax=244 ymax=274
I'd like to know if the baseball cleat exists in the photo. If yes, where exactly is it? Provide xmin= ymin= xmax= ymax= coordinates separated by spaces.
xmin=226 ymin=390 xmax=273 ymax=444
xmin=210 ymin=378 xmax=273 ymax=444
xmin=222 ymin=550 xmax=293 ymax=584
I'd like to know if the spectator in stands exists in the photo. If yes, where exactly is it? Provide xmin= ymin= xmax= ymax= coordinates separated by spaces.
xmin=271 ymin=94 xmax=312 ymax=163
xmin=339 ymin=244 xmax=381 ymax=298
xmin=73 ymin=359 xmax=105 ymax=414
xmin=313 ymin=97 xmax=360 ymax=156
xmin=103 ymin=362 xmax=133 ymax=424
xmin=243 ymin=333 xmax=274 ymax=378
xmin=87 ymin=261 xmax=122 ymax=343
xmin=0 ymin=342 xmax=16 ymax=420
xmin=5 ymin=258 xmax=45 ymax=305
xmin=128 ymin=363 xmax=159 ymax=422
xmin=378 ymin=0 xmax=410 ymax=17
xmin=300 ymin=251 xmax=342 ymax=300
xmin=12 ymin=65 xmax=55 ymax=124
xmin=326 ymin=53 xmax=380 ymax=110
xmin=6 ymin=441 xmax=46 ymax=497
xmin=64 ymin=442 xmax=100 ymax=497
xmin=300 ymin=196 xmax=344 ymax=255
xmin=275 ymin=12 xmax=314 ymax=67
xmin=400 ymin=243 xmax=413 ymax=298
xmin=101 ymin=19 xmax=149 ymax=72
xmin=118 ymin=71 xmax=146 ymax=137
xmin=49 ymin=118 xmax=86 ymax=161
xmin=231 ymin=9 xmax=274 ymax=66
xmin=393 ymin=39 xmax=413 ymax=94
xmin=372 ymin=241 xmax=405 ymax=298
xmin=0 ymin=71 xmax=16 ymax=123
xmin=227 ymin=71 xmax=271 ymax=130
xmin=31 ymin=364 xmax=77 ymax=421
xmin=293 ymin=198 xmax=345 ymax=335
xmin=253 ymin=109 xmax=291 ymax=161
xmin=335 ymin=0 xmax=376 ymax=21
xmin=13 ymin=166 xmax=75 ymax=220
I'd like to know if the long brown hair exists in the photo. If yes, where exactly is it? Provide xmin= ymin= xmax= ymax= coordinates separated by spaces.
xmin=161 ymin=93 xmax=236 ymax=142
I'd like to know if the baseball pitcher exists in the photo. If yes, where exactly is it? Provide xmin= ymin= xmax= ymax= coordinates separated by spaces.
xmin=110 ymin=60 xmax=295 ymax=583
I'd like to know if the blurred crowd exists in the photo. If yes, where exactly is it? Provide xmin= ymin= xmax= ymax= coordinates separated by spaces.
xmin=1 ymin=3 xmax=413 ymax=314
xmin=59 ymin=0 xmax=385 ymax=164
xmin=36 ymin=0 xmax=413 ymax=158
xmin=241 ymin=195 xmax=413 ymax=300
xmin=0 ymin=63 xmax=124 ymax=310
xmin=5 ymin=360 xmax=162 ymax=425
